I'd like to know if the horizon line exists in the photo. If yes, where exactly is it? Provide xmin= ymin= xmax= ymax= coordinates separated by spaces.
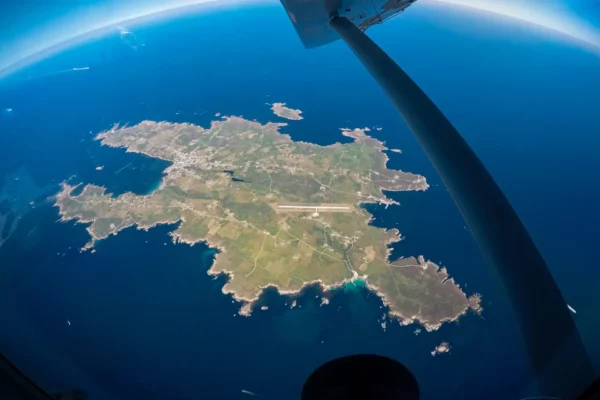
xmin=1 ymin=0 xmax=599 ymax=80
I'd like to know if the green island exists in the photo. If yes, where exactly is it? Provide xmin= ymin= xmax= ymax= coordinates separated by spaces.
xmin=54 ymin=104 xmax=481 ymax=330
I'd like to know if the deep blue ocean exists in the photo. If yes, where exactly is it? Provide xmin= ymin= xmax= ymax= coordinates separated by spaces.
xmin=1 ymin=3 xmax=599 ymax=399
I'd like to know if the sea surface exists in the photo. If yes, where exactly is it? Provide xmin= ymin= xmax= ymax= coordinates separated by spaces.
xmin=1 ymin=4 xmax=599 ymax=400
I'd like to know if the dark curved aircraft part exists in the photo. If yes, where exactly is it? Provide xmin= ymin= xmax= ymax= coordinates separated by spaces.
xmin=0 ymin=354 xmax=53 ymax=400
xmin=328 ymin=15 xmax=596 ymax=397
xmin=302 ymin=354 xmax=420 ymax=400
xmin=280 ymin=0 xmax=596 ymax=396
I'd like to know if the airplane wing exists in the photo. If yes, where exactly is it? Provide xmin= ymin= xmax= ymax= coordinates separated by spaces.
xmin=280 ymin=0 xmax=417 ymax=48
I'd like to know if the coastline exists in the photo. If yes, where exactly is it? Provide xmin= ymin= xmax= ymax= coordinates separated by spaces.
xmin=52 ymin=113 xmax=479 ymax=331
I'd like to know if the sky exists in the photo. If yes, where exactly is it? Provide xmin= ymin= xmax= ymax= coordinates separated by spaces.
xmin=0 ymin=0 xmax=600 ymax=78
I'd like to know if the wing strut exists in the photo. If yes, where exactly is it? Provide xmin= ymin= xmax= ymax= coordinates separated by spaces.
xmin=329 ymin=15 xmax=595 ymax=399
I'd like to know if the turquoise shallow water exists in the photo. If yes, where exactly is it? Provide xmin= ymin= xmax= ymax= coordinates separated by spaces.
xmin=0 ymin=3 xmax=599 ymax=399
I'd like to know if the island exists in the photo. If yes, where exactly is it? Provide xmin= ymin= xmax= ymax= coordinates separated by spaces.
xmin=270 ymin=102 xmax=303 ymax=120
xmin=431 ymin=341 xmax=451 ymax=356
xmin=54 ymin=104 xmax=480 ymax=330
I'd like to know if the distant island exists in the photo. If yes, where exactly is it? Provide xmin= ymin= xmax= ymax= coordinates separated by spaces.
xmin=54 ymin=103 xmax=480 ymax=330
xmin=270 ymin=102 xmax=303 ymax=120
xmin=431 ymin=341 xmax=451 ymax=356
